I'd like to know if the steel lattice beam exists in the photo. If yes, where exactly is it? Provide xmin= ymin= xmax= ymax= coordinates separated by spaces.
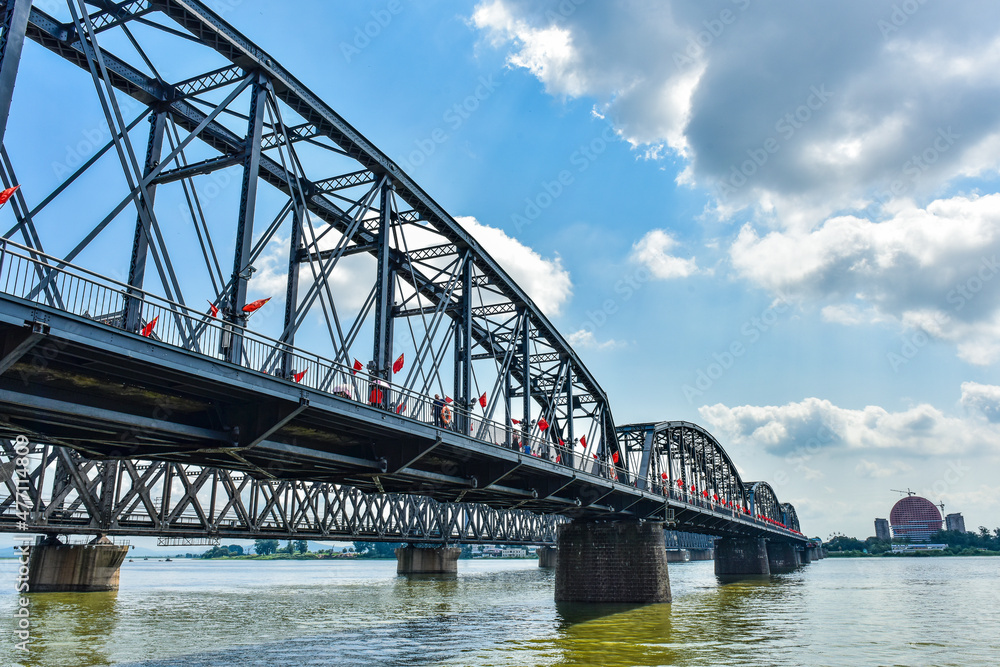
xmin=0 ymin=443 xmax=563 ymax=544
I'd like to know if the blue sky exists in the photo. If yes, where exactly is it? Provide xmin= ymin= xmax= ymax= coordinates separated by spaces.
xmin=6 ymin=0 xmax=1000 ymax=544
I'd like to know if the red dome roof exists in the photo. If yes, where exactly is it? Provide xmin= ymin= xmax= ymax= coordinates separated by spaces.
xmin=889 ymin=495 xmax=942 ymax=542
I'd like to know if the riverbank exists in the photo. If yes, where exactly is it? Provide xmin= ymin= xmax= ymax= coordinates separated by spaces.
xmin=826 ymin=549 xmax=1000 ymax=558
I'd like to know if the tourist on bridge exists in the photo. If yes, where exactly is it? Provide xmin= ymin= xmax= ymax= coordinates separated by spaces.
xmin=432 ymin=394 xmax=445 ymax=427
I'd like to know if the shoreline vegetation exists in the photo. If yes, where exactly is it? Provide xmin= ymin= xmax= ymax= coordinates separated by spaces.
xmin=824 ymin=528 xmax=1000 ymax=558
xmin=175 ymin=540 xmax=537 ymax=561
xmin=826 ymin=549 xmax=1000 ymax=558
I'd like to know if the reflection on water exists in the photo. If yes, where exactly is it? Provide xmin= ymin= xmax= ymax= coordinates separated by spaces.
xmin=17 ymin=591 xmax=119 ymax=667
xmin=0 ymin=556 xmax=998 ymax=666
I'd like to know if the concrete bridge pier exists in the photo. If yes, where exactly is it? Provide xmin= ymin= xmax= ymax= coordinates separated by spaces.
xmin=765 ymin=541 xmax=800 ymax=573
xmin=715 ymin=537 xmax=770 ymax=576
xmin=800 ymin=547 xmax=813 ymax=564
xmin=665 ymin=549 xmax=690 ymax=563
xmin=537 ymin=546 xmax=558 ymax=568
xmin=688 ymin=548 xmax=714 ymax=561
xmin=395 ymin=546 xmax=460 ymax=574
xmin=555 ymin=520 xmax=671 ymax=603
xmin=27 ymin=535 xmax=130 ymax=592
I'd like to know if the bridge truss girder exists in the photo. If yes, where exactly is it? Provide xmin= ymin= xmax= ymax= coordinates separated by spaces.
xmin=0 ymin=441 xmax=562 ymax=545
xmin=0 ymin=0 xmax=622 ymax=469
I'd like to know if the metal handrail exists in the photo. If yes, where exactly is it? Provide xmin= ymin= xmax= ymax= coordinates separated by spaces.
xmin=0 ymin=238 xmax=803 ymax=533
xmin=0 ymin=238 xmax=595 ymax=469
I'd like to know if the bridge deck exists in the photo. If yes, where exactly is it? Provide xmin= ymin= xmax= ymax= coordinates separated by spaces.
xmin=0 ymin=271 xmax=801 ymax=542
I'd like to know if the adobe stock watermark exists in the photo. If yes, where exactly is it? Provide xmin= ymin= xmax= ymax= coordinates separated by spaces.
xmin=571 ymin=264 xmax=653 ymax=342
xmin=888 ymin=253 xmax=996 ymax=371
xmin=396 ymin=73 xmax=503 ymax=171
xmin=683 ymin=293 xmax=791 ymax=403
xmin=51 ymin=95 xmax=145 ymax=179
xmin=772 ymin=424 xmax=836 ymax=488
xmin=10 ymin=434 xmax=33 ymax=653
xmin=866 ymin=126 xmax=959 ymax=213
xmin=340 ymin=0 xmax=405 ymax=63
xmin=878 ymin=0 xmax=931 ymax=39
xmin=512 ymin=123 xmax=618 ymax=234
xmin=673 ymin=0 xmax=752 ymax=69
xmin=716 ymin=84 xmax=832 ymax=201
xmin=920 ymin=459 xmax=969 ymax=501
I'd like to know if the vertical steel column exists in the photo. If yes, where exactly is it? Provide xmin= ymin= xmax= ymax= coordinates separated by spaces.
xmin=0 ymin=0 xmax=30 ymax=147
xmin=372 ymin=179 xmax=395 ymax=386
xmin=281 ymin=209 xmax=302 ymax=377
xmin=566 ymin=368 xmax=574 ymax=466
xmin=520 ymin=310 xmax=530 ymax=435
xmin=124 ymin=111 xmax=165 ymax=332
xmin=97 ymin=461 xmax=117 ymax=531
xmin=226 ymin=76 xmax=267 ymax=364
xmin=504 ymin=368 xmax=512 ymax=446
xmin=678 ymin=427 xmax=688 ymax=497
xmin=453 ymin=257 xmax=472 ymax=431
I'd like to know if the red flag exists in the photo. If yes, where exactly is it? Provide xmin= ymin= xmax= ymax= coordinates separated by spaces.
xmin=537 ymin=418 xmax=549 ymax=431
xmin=242 ymin=297 xmax=271 ymax=313
xmin=702 ymin=490 xmax=709 ymax=498
xmin=559 ymin=439 xmax=565 ymax=446
xmin=511 ymin=419 xmax=521 ymax=425
xmin=478 ymin=392 xmax=487 ymax=408
xmin=612 ymin=451 xmax=620 ymax=464
xmin=593 ymin=453 xmax=598 ymax=459
xmin=0 ymin=184 xmax=20 ymax=206
xmin=395 ymin=403 xmax=406 ymax=414
xmin=445 ymin=396 xmax=453 ymax=404
xmin=293 ymin=369 xmax=307 ymax=383
xmin=677 ymin=479 xmax=684 ymax=487
xmin=352 ymin=359 xmax=363 ymax=375
xmin=713 ymin=494 xmax=719 ymax=502
xmin=393 ymin=353 xmax=404 ymax=374
xmin=207 ymin=300 xmax=219 ymax=318
xmin=579 ymin=434 xmax=586 ymax=448
xmin=661 ymin=472 xmax=668 ymax=480
xmin=140 ymin=316 xmax=158 ymax=338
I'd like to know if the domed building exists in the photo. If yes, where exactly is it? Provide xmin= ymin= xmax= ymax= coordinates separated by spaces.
xmin=889 ymin=495 xmax=943 ymax=542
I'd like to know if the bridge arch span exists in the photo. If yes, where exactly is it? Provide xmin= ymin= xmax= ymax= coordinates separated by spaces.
xmin=616 ymin=421 xmax=750 ymax=513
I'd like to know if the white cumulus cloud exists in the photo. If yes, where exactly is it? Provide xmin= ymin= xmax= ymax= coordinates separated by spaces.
xmin=630 ymin=229 xmax=701 ymax=279
xmin=698 ymin=391 xmax=1000 ymax=458
xmin=456 ymin=215 xmax=573 ymax=316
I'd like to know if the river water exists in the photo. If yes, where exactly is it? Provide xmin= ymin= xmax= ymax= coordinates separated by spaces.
xmin=1 ymin=555 xmax=998 ymax=666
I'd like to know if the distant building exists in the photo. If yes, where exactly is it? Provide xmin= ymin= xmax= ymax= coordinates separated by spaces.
xmin=874 ymin=518 xmax=891 ymax=541
xmin=889 ymin=495 xmax=943 ymax=542
xmin=945 ymin=513 xmax=966 ymax=533
xmin=502 ymin=547 xmax=527 ymax=558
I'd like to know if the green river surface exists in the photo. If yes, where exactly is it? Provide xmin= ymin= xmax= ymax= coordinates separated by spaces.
xmin=0 ymin=555 xmax=998 ymax=666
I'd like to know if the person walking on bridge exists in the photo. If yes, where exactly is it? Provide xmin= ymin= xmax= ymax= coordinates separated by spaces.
xmin=432 ymin=394 xmax=445 ymax=427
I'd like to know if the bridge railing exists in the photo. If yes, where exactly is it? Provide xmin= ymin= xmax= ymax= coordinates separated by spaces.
xmin=0 ymin=239 xmax=598 ymax=471
xmin=0 ymin=239 xmax=805 ymax=535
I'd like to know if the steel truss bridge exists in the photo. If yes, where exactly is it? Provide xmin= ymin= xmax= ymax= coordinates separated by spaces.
xmin=0 ymin=1 xmax=804 ymax=545
xmin=0 ymin=442 xmax=561 ymax=545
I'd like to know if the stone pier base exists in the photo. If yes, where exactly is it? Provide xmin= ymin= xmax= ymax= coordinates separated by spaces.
xmin=766 ymin=541 xmax=800 ymax=573
xmin=665 ymin=549 xmax=689 ymax=563
xmin=800 ymin=547 xmax=813 ymax=564
xmin=395 ymin=546 xmax=460 ymax=574
xmin=555 ymin=521 xmax=671 ymax=603
xmin=537 ymin=546 xmax=558 ymax=568
xmin=715 ymin=537 xmax=770 ymax=576
xmin=27 ymin=536 xmax=130 ymax=592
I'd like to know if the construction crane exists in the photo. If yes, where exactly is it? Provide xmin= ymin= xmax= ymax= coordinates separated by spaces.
xmin=891 ymin=488 xmax=916 ymax=497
